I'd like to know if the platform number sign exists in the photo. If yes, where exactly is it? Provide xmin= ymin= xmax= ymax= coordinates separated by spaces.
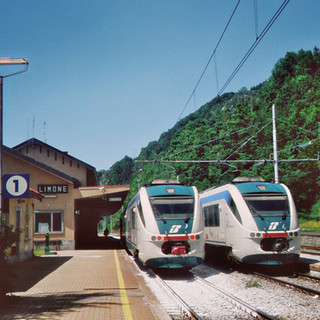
xmin=4 ymin=174 xmax=29 ymax=198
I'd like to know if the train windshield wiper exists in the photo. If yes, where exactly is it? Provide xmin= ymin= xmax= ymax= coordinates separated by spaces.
xmin=249 ymin=204 xmax=264 ymax=220
xmin=153 ymin=207 xmax=167 ymax=224
xmin=282 ymin=211 xmax=288 ymax=220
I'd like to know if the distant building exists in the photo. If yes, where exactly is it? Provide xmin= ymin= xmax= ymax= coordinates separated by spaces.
xmin=2 ymin=139 xmax=129 ymax=261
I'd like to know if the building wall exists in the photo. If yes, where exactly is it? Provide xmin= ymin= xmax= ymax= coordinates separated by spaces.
xmin=16 ymin=144 xmax=88 ymax=186
xmin=4 ymin=152 xmax=76 ymax=250
xmin=7 ymin=198 xmax=35 ymax=262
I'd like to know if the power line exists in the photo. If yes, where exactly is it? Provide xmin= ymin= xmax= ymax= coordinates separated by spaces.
xmin=218 ymin=0 xmax=290 ymax=96
xmin=277 ymin=118 xmax=318 ymax=135
xmin=253 ymin=0 xmax=259 ymax=39
xmin=224 ymin=120 xmax=271 ymax=160
xmin=178 ymin=0 xmax=291 ymax=121
xmin=163 ymin=120 xmax=270 ymax=160
xmin=136 ymin=157 xmax=319 ymax=164
xmin=177 ymin=0 xmax=241 ymax=121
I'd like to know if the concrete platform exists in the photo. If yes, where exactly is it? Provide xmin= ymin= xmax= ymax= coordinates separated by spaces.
xmin=0 ymin=250 xmax=170 ymax=320
xmin=300 ymin=252 xmax=320 ymax=272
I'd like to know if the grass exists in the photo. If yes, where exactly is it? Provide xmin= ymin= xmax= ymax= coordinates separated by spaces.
xmin=245 ymin=280 xmax=262 ymax=288
xmin=299 ymin=219 xmax=320 ymax=233
xmin=33 ymin=248 xmax=44 ymax=257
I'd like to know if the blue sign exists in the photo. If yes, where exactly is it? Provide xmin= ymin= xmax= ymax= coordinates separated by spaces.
xmin=4 ymin=174 xmax=30 ymax=198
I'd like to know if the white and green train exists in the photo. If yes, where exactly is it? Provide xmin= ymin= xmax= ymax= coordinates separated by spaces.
xmin=121 ymin=180 xmax=205 ymax=269
xmin=200 ymin=177 xmax=300 ymax=265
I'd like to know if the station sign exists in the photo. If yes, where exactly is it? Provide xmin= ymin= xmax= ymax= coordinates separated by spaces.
xmin=38 ymin=184 xmax=68 ymax=194
xmin=4 ymin=174 xmax=30 ymax=198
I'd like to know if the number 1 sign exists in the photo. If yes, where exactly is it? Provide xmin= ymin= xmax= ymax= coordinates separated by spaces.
xmin=4 ymin=174 xmax=29 ymax=198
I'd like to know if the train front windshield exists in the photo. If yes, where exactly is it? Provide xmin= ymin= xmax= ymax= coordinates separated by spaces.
xmin=244 ymin=194 xmax=290 ymax=218
xmin=150 ymin=196 xmax=194 ymax=220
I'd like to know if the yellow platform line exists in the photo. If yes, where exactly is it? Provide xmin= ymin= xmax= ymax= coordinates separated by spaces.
xmin=114 ymin=250 xmax=133 ymax=320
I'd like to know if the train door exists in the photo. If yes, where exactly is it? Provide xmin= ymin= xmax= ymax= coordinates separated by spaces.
xmin=217 ymin=201 xmax=227 ymax=243
xmin=225 ymin=195 xmax=242 ymax=247
xmin=204 ymin=203 xmax=223 ymax=242
xmin=130 ymin=207 xmax=137 ymax=246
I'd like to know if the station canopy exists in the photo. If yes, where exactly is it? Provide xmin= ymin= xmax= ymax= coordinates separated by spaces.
xmin=74 ymin=185 xmax=130 ymax=217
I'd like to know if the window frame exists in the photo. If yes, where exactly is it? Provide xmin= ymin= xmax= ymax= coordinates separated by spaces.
xmin=34 ymin=210 xmax=64 ymax=234
xmin=204 ymin=204 xmax=220 ymax=227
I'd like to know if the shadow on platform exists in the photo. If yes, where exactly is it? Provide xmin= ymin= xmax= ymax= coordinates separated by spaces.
xmin=77 ymin=235 xmax=123 ymax=250
xmin=0 ymin=291 xmax=124 ymax=319
xmin=0 ymin=254 xmax=72 ymax=308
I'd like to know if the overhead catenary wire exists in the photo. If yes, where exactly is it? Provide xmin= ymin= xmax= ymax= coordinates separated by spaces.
xmin=277 ymin=118 xmax=318 ymax=135
xmin=177 ymin=0 xmax=241 ymax=121
xmin=224 ymin=120 xmax=271 ymax=161
xmin=178 ymin=0 xmax=291 ymax=121
xmin=166 ymin=111 xmax=319 ymax=163
xmin=217 ymin=0 xmax=290 ymax=96
xmin=138 ymin=115 xmax=320 ymax=166
xmin=163 ymin=120 xmax=270 ymax=160
xmin=135 ymin=157 xmax=319 ymax=164
xmin=253 ymin=0 xmax=259 ymax=40
xmin=245 ymin=118 xmax=320 ymax=153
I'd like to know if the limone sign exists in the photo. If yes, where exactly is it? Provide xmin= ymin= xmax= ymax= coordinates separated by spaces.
xmin=4 ymin=174 xmax=29 ymax=198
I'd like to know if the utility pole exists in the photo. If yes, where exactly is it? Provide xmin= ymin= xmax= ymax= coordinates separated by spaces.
xmin=0 ymin=58 xmax=28 ymax=221
xmin=272 ymin=104 xmax=279 ymax=183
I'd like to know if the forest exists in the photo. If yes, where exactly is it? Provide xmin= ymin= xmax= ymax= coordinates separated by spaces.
xmin=98 ymin=48 xmax=320 ymax=229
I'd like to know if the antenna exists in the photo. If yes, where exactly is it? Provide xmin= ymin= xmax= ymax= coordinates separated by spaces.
xmin=32 ymin=113 xmax=35 ymax=138
xmin=43 ymin=121 xmax=47 ymax=143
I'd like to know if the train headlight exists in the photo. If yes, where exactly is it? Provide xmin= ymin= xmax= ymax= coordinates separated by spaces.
xmin=195 ymin=235 xmax=200 ymax=240
xmin=294 ymin=232 xmax=299 ymax=237
xmin=289 ymin=232 xmax=293 ymax=236
xmin=190 ymin=235 xmax=195 ymax=240
xmin=250 ymin=233 xmax=255 ymax=238
xmin=256 ymin=233 xmax=261 ymax=237
xmin=151 ymin=236 xmax=156 ymax=241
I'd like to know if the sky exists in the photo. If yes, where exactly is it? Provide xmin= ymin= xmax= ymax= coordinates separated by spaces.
xmin=0 ymin=0 xmax=319 ymax=171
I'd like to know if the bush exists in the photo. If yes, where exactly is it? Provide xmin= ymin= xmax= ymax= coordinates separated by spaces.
xmin=310 ymin=200 xmax=320 ymax=220
xmin=300 ymin=219 xmax=320 ymax=233
xmin=0 ymin=221 xmax=20 ymax=296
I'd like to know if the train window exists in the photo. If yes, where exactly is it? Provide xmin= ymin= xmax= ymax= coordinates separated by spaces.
xmin=228 ymin=197 xmax=242 ymax=224
xmin=244 ymin=194 xmax=289 ymax=217
xmin=131 ymin=208 xmax=136 ymax=230
xmin=138 ymin=200 xmax=146 ymax=227
xmin=204 ymin=204 xmax=220 ymax=227
xmin=149 ymin=196 xmax=194 ymax=219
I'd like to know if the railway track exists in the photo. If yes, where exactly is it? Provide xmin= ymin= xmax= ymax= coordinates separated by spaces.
xmin=147 ymin=267 xmax=276 ymax=320
xmin=132 ymin=253 xmax=320 ymax=319
xmin=149 ymin=269 xmax=201 ymax=320
xmin=253 ymin=272 xmax=320 ymax=297
xmin=296 ymin=272 xmax=320 ymax=283
xmin=192 ymin=274 xmax=277 ymax=320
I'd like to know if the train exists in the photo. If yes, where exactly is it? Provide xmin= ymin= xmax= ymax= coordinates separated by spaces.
xmin=200 ymin=176 xmax=300 ymax=265
xmin=121 ymin=179 xmax=205 ymax=269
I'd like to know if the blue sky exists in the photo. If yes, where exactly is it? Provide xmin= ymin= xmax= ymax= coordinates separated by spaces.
xmin=0 ymin=0 xmax=319 ymax=171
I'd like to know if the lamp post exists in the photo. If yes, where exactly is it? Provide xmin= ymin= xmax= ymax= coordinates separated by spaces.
xmin=0 ymin=58 xmax=28 ymax=221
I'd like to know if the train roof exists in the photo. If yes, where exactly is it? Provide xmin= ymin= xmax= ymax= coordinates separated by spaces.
xmin=146 ymin=184 xmax=195 ymax=197
xmin=235 ymin=181 xmax=287 ymax=194
xmin=201 ymin=177 xmax=287 ymax=195
xmin=149 ymin=179 xmax=180 ymax=185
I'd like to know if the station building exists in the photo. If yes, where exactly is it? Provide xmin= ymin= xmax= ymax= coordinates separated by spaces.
xmin=3 ymin=138 xmax=130 ymax=261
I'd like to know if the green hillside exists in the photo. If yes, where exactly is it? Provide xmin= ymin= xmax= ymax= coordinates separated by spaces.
xmin=98 ymin=48 xmax=320 ymax=225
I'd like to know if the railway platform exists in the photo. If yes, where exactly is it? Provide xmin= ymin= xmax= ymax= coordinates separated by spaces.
xmin=0 ymin=249 xmax=171 ymax=320
xmin=300 ymin=251 xmax=320 ymax=272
